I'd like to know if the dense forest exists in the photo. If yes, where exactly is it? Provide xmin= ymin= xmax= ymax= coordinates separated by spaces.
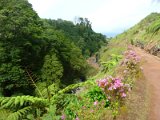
xmin=0 ymin=0 xmax=106 ymax=97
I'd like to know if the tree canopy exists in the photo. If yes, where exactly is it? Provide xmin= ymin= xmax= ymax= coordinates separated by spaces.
xmin=0 ymin=0 xmax=107 ymax=96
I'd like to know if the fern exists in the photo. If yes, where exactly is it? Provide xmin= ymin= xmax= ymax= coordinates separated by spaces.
xmin=0 ymin=80 xmax=95 ymax=119
xmin=25 ymin=68 xmax=43 ymax=98
xmin=36 ymin=82 xmax=60 ymax=98
xmin=0 ymin=109 xmax=12 ymax=120
xmin=6 ymin=106 xmax=32 ymax=120
xmin=41 ymin=105 xmax=60 ymax=120
xmin=101 ymin=61 xmax=117 ymax=72
xmin=51 ymin=80 xmax=94 ymax=104
xmin=111 ymin=54 xmax=122 ymax=62
xmin=0 ymin=96 xmax=48 ymax=109
xmin=101 ymin=54 xmax=122 ymax=73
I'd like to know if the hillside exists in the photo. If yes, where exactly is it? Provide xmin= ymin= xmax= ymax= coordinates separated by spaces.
xmin=100 ymin=13 xmax=160 ymax=64
xmin=98 ymin=12 xmax=160 ymax=120
xmin=0 ymin=0 xmax=160 ymax=119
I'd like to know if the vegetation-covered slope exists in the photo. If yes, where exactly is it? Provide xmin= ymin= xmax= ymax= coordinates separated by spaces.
xmin=99 ymin=12 xmax=160 ymax=69
xmin=0 ymin=0 xmax=159 ymax=119
xmin=109 ymin=12 xmax=160 ymax=57
xmin=0 ymin=0 xmax=106 ymax=96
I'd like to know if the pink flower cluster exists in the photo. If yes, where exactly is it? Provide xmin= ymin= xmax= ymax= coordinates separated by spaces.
xmin=97 ymin=76 xmax=130 ymax=99
xmin=122 ymin=50 xmax=141 ymax=65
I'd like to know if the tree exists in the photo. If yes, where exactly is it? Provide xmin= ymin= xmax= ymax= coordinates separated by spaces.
xmin=41 ymin=52 xmax=63 ymax=84
xmin=0 ymin=0 xmax=44 ymax=95
xmin=44 ymin=18 xmax=107 ymax=57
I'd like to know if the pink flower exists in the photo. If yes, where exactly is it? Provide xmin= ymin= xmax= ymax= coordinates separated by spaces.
xmin=75 ymin=117 xmax=79 ymax=120
xmin=119 ymin=88 xmax=124 ymax=92
xmin=108 ymin=86 xmax=113 ymax=90
xmin=113 ymin=78 xmax=123 ymax=89
xmin=135 ymin=56 xmax=141 ymax=62
xmin=121 ymin=92 xmax=127 ymax=97
xmin=61 ymin=114 xmax=66 ymax=120
xmin=129 ymin=50 xmax=136 ymax=55
xmin=97 ymin=78 xmax=108 ymax=88
xmin=94 ymin=101 xmax=98 ymax=106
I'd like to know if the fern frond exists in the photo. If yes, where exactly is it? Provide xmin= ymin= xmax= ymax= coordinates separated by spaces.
xmin=0 ymin=109 xmax=12 ymax=120
xmin=25 ymin=68 xmax=43 ymax=97
xmin=39 ymin=83 xmax=60 ymax=98
xmin=6 ymin=106 xmax=32 ymax=120
xmin=51 ymin=81 xmax=94 ymax=104
xmin=0 ymin=96 xmax=48 ymax=109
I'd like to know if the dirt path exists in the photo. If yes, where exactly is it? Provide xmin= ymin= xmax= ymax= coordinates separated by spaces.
xmin=134 ymin=47 xmax=160 ymax=120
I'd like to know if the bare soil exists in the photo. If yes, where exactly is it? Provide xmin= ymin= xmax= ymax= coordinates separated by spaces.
xmin=135 ymin=47 xmax=160 ymax=120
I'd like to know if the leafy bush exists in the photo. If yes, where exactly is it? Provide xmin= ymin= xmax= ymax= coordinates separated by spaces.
xmin=101 ymin=54 xmax=122 ymax=73
xmin=85 ymin=86 xmax=106 ymax=102
xmin=97 ymin=77 xmax=131 ymax=101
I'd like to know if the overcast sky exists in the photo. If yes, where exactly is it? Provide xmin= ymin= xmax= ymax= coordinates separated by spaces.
xmin=28 ymin=0 xmax=160 ymax=37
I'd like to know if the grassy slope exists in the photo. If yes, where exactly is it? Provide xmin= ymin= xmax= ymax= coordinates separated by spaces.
xmin=113 ymin=13 xmax=160 ymax=51
xmin=97 ymin=12 xmax=160 ymax=120
xmin=99 ymin=13 xmax=160 ymax=78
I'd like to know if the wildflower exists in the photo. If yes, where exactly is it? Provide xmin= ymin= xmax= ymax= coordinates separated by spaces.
xmin=113 ymin=78 xmax=123 ymax=89
xmin=108 ymin=86 xmax=113 ymax=90
xmin=94 ymin=101 xmax=98 ymax=106
xmin=97 ymin=78 xmax=108 ymax=88
xmin=75 ymin=117 xmax=80 ymax=120
xmin=119 ymin=88 xmax=124 ymax=92
xmin=61 ymin=114 xmax=66 ymax=120
xmin=121 ymin=92 xmax=127 ymax=97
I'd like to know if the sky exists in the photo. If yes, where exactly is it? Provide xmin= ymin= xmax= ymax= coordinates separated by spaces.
xmin=28 ymin=0 xmax=160 ymax=37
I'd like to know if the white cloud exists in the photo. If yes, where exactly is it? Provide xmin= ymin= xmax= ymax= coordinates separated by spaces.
xmin=28 ymin=0 xmax=160 ymax=36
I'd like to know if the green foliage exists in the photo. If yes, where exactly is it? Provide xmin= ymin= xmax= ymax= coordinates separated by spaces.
xmin=0 ymin=80 xmax=95 ymax=119
xmin=148 ymin=18 xmax=160 ymax=34
xmin=0 ymin=96 xmax=47 ymax=109
xmin=6 ymin=106 xmax=32 ymax=120
xmin=110 ymin=12 xmax=160 ymax=53
xmin=42 ymin=21 xmax=87 ymax=85
xmin=0 ymin=0 xmax=44 ymax=94
xmin=62 ymin=95 xmax=81 ymax=119
xmin=86 ymin=86 xmax=106 ymax=102
xmin=0 ymin=0 xmax=108 ymax=119
xmin=50 ymin=80 xmax=95 ymax=104
xmin=0 ymin=109 xmax=12 ymax=120
xmin=41 ymin=53 xmax=63 ymax=84
xmin=101 ymin=54 xmax=122 ymax=73
xmin=0 ymin=95 xmax=48 ymax=119
xmin=43 ymin=18 xmax=107 ymax=57
xmin=41 ymin=105 xmax=61 ymax=120
xmin=0 ymin=0 xmax=98 ymax=96
xmin=35 ymin=82 xmax=60 ymax=98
